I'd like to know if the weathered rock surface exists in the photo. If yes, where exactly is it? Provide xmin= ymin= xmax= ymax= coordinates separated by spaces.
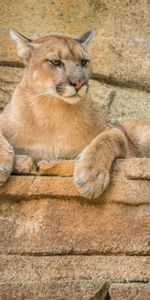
xmin=0 ymin=156 xmax=150 ymax=256
xmin=0 ymin=279 xmax=107 ymax=300
xmin=110 ymin=283 xmax=150 ymax=300
xmin=1 ymin=197 xmax=150 ymax=255
xmin=1 ymin=156 xmax=150 ymax=206
xmin=13 ymin=155 xmax=150 ymax=179
xmin=0 ymin=1 xmax=150 ymax=298
xmin=0 ymin=157 xmax=150 ymax=297
xmin=0 ymin=66 xmax=22 ymax=110
xmin=89 ymin=80 xmax=150 ymax=122
xmin=0 ymin=255 xmax=149 ymax=299
xmin=1 ymin=255 xmax=149 ymax=282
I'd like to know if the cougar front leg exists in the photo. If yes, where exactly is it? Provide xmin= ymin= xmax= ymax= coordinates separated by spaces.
xmin=74 ymin=128 xmax=127 ymax=199
xmin=0 ymin=130 xmax=14 ymax=186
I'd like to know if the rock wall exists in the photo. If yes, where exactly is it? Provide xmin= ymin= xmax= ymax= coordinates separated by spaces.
xmin=0 ymin=0 xmax=150 ymax=121
xmin=0 ymin=1 xmax=150 ymax=299
xmin=0 ymin=156 xmax=150 ymax=299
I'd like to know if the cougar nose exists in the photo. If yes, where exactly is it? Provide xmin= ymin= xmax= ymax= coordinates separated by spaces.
xmin=69 ymin=80 xmax=85 ymax=90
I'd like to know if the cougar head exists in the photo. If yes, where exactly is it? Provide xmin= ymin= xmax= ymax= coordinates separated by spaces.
xmin=10 ymin=29 xmax=93 ymax=104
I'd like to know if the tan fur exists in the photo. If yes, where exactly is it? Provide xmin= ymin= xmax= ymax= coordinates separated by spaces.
xmin=0 ymin=30 xmax=150 ymax=198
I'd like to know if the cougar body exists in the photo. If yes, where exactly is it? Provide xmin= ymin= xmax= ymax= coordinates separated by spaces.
xmin=0 ymin=30 xmax=149 ymax=198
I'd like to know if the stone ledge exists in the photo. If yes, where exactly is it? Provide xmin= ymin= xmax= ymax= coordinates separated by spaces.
xmin=109 ymin=283 xmax=150 ymax=300
xmin=0 ymin=279 xmax=107 ymax=300
xmin=0 ymin=156 xmax=150 ymax=255
xmin=0 ymin=255 xmax=149 ymax=300
xmin=1 ymin=255 xmax=149 ymax=282
xmin=0 ymin=156 xmax=149 ymax=205
xmin=13 ymin=155 xmax=150 ymax=179
xmin=0 ymin=197 xmax=149 ymax=255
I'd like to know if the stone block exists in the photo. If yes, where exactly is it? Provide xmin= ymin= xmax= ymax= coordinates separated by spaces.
xmin=0 ymin=66 xmax=22 ymax=110
xmin=0 ymin=279 xmax=107 ymax=300
xmin=1 ymin=255 xmax=149 ymax=284
xmin=1 ymin=255 xmax=150 ymax=299
xmin=89 ymin=80 xmax=150 ymax=122
xmin=110 ymin=283 xmax=150 ymax=300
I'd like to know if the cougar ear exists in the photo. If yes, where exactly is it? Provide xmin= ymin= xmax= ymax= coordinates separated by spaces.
xmin=10 ymin=29 xmax=34 ymax=63
xmin=75 ymin=30 xmax=94 ymax=47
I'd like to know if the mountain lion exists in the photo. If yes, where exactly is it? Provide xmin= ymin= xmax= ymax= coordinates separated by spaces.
xmin=0 ymin=30 xmax=149 ymax=198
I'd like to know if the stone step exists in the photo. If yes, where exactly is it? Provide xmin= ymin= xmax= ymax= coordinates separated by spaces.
xmin=0 ymin=279 xmax=107 ymax=300
xmin=1 ymin=255 xmax=149 ymax=282
xmin=0 ymin=196 xmax=149 ymax=255
xmin=0 ymin=156 xmax=150 ymax=255
xmin=0 ymin=255 xmax=149 ymax=300
xmin=0 ymin=156 xmax=150 ymax=205
xmin=109 ymin=283 xmax=150 ymax=300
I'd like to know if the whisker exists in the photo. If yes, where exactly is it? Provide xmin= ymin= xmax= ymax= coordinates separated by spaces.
xmin=24 ymin=84 xmax=78 ymax=103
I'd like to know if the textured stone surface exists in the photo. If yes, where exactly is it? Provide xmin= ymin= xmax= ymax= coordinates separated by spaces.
xmin=0 ymin=157 xmax=150 ymax=205
xmin=89 ymin=80 xmax=150 ymax=122
xmin=1 ymin=255 xmax=149 ymax=282
xmin=1 ymin=255 xmax=150 ymax=299
xmin=0 ymin=197 xmax=150 ymax=255
xmin=12 ymin=155 xmax=150 ymax=179
xmin=0 ymin=279 xmax=107 ymax=300
xmin=110 ymin=283 xmax=150 ymax=300
xmin=90 ymin=35 xmax=150 ymax=92
xmin=1 ymin=157 xmax=150 ymax=255
xmin=0 ymin=66 xmax=22 ymax=110
xmin=36 ymin=159 xmax=74 ymax=176
xmin=14 ymin=155 xmax=74 ymax=176
xmin=124 ymin=158 xmax=150 ymax=179
xmin=1 ymin=165 xmax=150 ymax=205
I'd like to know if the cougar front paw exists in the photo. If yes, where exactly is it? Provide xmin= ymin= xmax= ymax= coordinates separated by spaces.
xmin=0 ymin=143 xmax=14 ymax=186
xmin=74 ymin=148 xmax=110 ymax=199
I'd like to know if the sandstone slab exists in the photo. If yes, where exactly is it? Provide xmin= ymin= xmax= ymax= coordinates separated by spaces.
xmin=1 ymin=255 xmax=149 ymax=283
xmin=0 ymin=171 xmax=150 ymax=205
xmin=90 ymin=35 xmax=150 ymax=92
xmin=36 ymin=159 xmax=74 ymax=176
xmin=13 ymin=155 xmax=150 ymax=179
xmin=0 ymin=66 xmax=22 ymax=110
xmin=0 ymin=196 xmax=150 ymax=255
xmin=110 ymin=283 xmax=150 ymax=300
xmin=0 ymin=279 xmax=107 ymax=300
xmin=0 ymin=156 xmax=148 ymax=206
xmin=1 ymin=255 xmax=149 ymax=299
xmin=89 ymin=80 xmax=150 ymax=122
xmin=124 ymin=158 xmax=150 ymax=180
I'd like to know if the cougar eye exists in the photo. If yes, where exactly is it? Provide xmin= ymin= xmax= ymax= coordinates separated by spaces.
xmin=48 ymin=60 xmax=63 ymax=67
xmin=81 ymin=59 xmax=89 ymax=67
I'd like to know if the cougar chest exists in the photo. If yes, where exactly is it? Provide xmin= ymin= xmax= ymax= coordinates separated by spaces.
xmin=34 ymin=103 xmax=97 ymax=160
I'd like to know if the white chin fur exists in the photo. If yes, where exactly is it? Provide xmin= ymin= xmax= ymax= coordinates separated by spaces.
xmin=63 ymin=85 xmax=77 ymax=97
xmin=63 ymin=85 xmax=87 ymax=98
xmin=63 ymin=95 xmax=82 ymax=104
xmin=62 ymin=85 xmax=87 ymax=104
xmin=77 ymin=85 xmax=87 ymax=97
